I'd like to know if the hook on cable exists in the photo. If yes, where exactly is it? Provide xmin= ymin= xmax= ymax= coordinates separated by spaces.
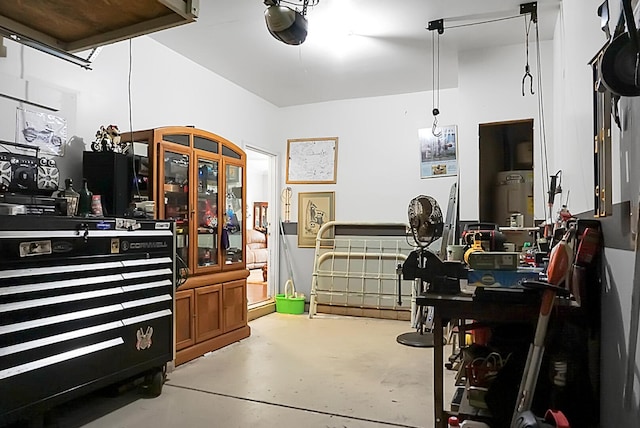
xmin=432 ymin=108 xmax=442 ymax=137
xmin=522 ymin=64 xmax=534 ymax=96
xmin=522 ymin=14 xmax=535 ymax=97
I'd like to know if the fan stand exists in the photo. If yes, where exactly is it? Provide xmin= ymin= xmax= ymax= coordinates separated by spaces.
xmin=397 ymin=332 xmax=435 ymax=347
xmin=396 ymin=327 xmax=435 ymax=347
xmin=397 ymin=252 xmax=438 ymax=348
xmin=398 ymin=192 xmax=454 ymax=349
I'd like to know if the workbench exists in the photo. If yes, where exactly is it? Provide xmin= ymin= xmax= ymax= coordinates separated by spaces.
xmin=417 ymin=290 xmax=544 ymax=428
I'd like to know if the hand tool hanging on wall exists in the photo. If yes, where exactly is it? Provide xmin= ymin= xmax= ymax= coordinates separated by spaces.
xmin=601 ymin=0 xmax=640 ymax=96
xmin=545 ymin=170 xmax=562 ymax=238
xmin=595 ymin=0 xmax=625 ymax=124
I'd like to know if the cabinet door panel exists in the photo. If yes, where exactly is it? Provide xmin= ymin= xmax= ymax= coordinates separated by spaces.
xmin=196 ymin=156 xmax=220 ymax=271
xmin=223 ymin=280 xmax=246 ymax=332
xmin=160 ymin=147 xmax=191 ymax=269
xmin=223 ymin=162 xmax=244 ymax=268
xmin=175 ymin=289 xmax=195 ymax=351
xmin=195 ymin=284 xmax=223 ymax=342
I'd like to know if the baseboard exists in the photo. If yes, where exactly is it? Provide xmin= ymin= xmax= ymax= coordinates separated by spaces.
xmin=175 ymin=326 xmax=251 ymax=366
xmin=248 ymin=300 xmax=276 ymax=321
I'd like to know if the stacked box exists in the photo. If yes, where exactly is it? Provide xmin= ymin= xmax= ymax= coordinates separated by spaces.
xmin=468 ymin=267 xmax=541 ymax=288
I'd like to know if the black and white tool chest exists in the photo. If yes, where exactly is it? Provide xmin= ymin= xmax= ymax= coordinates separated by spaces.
xmin=0 ymin=216 xmax=175 ymax=425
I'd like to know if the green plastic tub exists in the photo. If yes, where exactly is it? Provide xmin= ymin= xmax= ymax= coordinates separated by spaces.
xmin=275 ymin=293 xmax=305 ymax=314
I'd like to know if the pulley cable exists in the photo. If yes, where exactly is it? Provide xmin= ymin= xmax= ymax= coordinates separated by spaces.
xmin=431 ymin=30 xmax=442 ymax=137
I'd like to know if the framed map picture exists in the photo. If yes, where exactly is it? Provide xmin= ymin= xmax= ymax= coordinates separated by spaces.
xmin=286 ymin=137 xmax=338 ymax=184
xmin=419 ymin=126 xmax=458 ymax=178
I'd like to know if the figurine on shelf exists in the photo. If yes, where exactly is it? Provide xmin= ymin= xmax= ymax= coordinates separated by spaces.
xmin=91 ymin=124 xmax=127 ymax=153
xmin=201 ymin=199 xmax=217 ymax=229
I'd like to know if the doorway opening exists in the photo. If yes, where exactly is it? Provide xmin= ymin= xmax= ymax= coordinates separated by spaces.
xmin=478 ymin=119 xmax=534 ymax=228
xmin=245 ymin=146 xmax=278 ymax=307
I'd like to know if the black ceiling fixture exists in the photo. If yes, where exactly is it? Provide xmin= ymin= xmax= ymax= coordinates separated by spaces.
xmin=263 ymin=0 xmax=319 ymax=45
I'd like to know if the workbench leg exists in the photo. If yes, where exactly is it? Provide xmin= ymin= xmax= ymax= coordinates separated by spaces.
xmin=434 ymin=314 xmax=445 ymax=428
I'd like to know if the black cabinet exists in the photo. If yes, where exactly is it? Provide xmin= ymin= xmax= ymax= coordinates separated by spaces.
xmin=82 ymin=151 xmax=134 ymax=216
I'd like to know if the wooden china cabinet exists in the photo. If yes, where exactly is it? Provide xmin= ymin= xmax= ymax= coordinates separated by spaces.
xmin=121 ymin=126 xmax=249 ymax=366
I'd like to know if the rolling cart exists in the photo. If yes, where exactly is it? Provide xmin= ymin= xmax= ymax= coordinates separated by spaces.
xmin=0 ymin=215 xmax=175 ymax=426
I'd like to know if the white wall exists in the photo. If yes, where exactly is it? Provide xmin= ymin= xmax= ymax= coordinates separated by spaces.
xmin=458 ymin=41 xmax=554 ymax=221
xmin=276 ymin=41 xmax=553 ymax=296
xmin=0 ymin=36 xmax=280 ymax=187
xmin=275 ymin=90 xmax=461 ymax=296
xmin=278 ymin=89 xmax=461 ymax=224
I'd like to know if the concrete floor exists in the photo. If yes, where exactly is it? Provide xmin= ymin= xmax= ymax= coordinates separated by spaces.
xmin=28 ymin=313 xmax=456 ymax=428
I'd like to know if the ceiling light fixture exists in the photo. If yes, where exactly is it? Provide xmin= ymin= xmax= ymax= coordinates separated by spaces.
xmin=263 ymin=0 xmax=319 ymax=45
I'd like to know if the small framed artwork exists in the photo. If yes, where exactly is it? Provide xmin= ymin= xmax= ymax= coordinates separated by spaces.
xmin=297 ymin=191 xmax=335 ymax=247
xmin=286 ymin=137 xmax=338 ymax=184
xmin=227 ymin=164 xmax=240 ymax=183
xmin=419 ymin=125 xmax=458 ymax=178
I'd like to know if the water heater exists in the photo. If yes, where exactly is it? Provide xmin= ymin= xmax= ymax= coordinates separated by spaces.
xmin=493 ymin=170 xmax=534 ymax=227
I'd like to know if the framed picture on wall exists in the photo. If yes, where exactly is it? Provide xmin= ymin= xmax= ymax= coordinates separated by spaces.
xmin=297 ymin=191 xmax=335 ymax=247
xmin=419 ymin=125 xmax=458 ymax=178
xmin=16 ymin=107 xmax=67 ymax=156
xmin=286 ymin=137 xmax=338 ymax=184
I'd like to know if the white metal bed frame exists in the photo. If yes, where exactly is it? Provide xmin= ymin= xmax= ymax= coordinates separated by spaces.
xmin=308 ymin=221 xmax=416 ymax=319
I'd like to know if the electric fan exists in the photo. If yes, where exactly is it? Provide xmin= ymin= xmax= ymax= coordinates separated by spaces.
xmin=408 ymin=195 xmax=444 ymax=247
xmin=397 ymin=195 xmax=444 ymax=348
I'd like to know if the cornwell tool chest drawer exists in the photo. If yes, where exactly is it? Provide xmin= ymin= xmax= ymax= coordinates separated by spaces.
xmin=0 ymin=216 xmax=175 ymax=426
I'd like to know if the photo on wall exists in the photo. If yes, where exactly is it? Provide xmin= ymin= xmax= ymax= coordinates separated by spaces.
xmin=297 ymin=191 xmax=335 ymax=248
xmin=15 ymin=107 xmax=67 ymax=156
xmin=418 ymin=125 xmax=458 ymax=178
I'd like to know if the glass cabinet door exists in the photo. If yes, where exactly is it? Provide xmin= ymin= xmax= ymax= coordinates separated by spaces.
xmin=224 ymin=163 xmax=243 ymax=265
xmin=197 ymin=158 xmax=219 ymax=268
xmin=163 ymin=150 xmax=190 ymax=266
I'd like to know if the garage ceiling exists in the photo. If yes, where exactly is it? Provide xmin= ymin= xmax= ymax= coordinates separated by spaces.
xmin=150 ymin=0 xmax=562 ymax=107
xmin=0 ymin=1 xmax=563 ymax=107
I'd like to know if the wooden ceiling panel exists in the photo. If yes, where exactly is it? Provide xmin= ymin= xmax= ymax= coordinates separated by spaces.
xmin=0 ymin=0 xmax=197 ymax=52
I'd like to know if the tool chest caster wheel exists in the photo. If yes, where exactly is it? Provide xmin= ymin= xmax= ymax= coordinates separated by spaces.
xmin=145 ymin=366 xmax=166 ymax=397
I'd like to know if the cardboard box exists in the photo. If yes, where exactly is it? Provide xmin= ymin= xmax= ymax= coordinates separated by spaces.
xmin=467 ymin=252 xmax=520 ymax=270
xmin=468 ymin=268 xmax=541 ymax=288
